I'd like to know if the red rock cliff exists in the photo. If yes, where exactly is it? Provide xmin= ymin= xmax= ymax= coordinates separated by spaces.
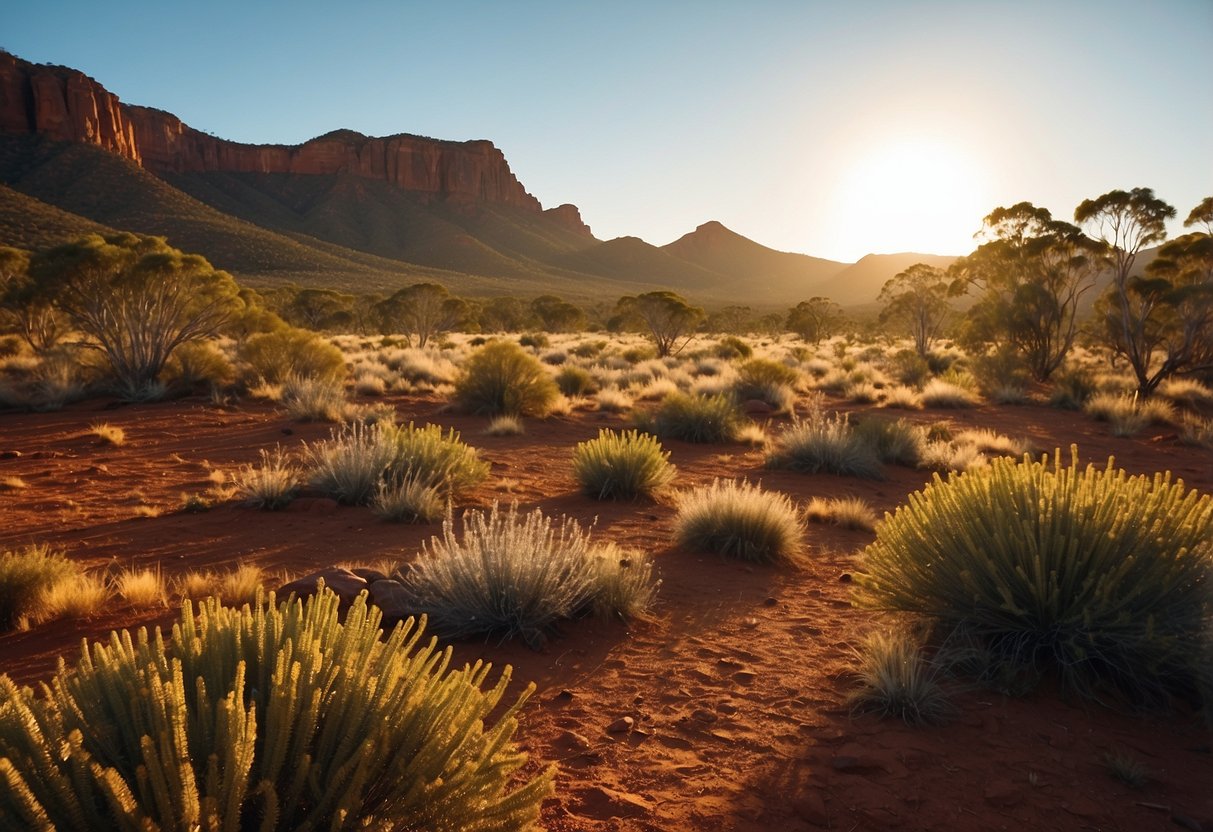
xmin=0 ymin=51 xmax=555 ymax=213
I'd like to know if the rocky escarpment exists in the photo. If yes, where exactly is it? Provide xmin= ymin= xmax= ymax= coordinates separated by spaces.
xmin=0 ymin=50 xmax=588 ymax=228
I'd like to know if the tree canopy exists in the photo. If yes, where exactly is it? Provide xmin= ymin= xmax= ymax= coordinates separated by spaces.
xmin=613 ymin=291 xmax=704 ymax=357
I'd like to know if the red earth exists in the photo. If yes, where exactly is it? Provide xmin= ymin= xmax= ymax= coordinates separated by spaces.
xmin=1 ymin=390 xmax=1210 ymax=831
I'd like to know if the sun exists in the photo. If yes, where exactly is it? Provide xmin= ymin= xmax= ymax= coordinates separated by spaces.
xmin=827 ymin=136 xmax=990 ymax=259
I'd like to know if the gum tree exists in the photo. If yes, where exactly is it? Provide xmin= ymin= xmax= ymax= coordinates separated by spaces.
xmin=877 ymin=264 xmax=951 ymax=358
xmin=613 ymin=290 xmax=704 ymax=357
xmin=28 ymin=233 xmax=243 ymax=397
xmin=1075 ymin=187 xmax=1176 ymax=394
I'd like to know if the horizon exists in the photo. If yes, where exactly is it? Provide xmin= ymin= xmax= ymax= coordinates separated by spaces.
xmin=2 ymin=1 xmax=1210 ymax=263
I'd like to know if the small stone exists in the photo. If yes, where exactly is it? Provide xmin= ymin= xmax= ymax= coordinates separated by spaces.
xmin=607 ymin=716 xmax=635 ymax=734
xmin=366 ymin=579 xmax=411 ymax=627
xmin=838 ymin=572 xmax=853 ymax=583
xmin=690 ymin=708 xmax=717 ymax=724
xmin=278 ymin=567 xmax=367 ymax=611
xmin=732 ymin=670 xmax=758 ymax=684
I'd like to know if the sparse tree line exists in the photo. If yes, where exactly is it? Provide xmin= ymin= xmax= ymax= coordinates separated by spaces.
xmin=0 ymin=187 xmax=1208 ymax=399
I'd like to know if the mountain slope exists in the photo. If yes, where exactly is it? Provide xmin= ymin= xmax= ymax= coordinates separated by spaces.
xmin=813 ymin=252 xmax=959 ymax=306
xmin=551 ymin=236 xmax=732 ymax=293
xmin=662 ymin=221 xmax=846 ymax=302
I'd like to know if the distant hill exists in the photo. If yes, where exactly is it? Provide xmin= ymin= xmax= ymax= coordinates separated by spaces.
xmin=662 ymin=221 xmax=846 ymax=303
xmin=551 ymin=236 xmax=732 ymax=293
xmin=813 ymin=253 xmax=959 ymax=306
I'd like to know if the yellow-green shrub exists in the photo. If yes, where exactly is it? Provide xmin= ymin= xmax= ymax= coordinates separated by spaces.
xmin=454 ymin=341 xmax=558 ymax=417
xmin=238 ymin=326 xmax=346 ymax=384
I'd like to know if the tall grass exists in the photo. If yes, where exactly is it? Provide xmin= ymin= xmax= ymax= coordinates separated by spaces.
xmin=654 ymin=393 xmax=743 ymax=443
xmin=0 ymin=546 xmax=79 ymax=630
xmin=766 ymin=410 xmax=884 ymax=478
xmin=572 ymin=429 xmax=676 ymax=499
xmin=674 ymin=479 xmax=803 ymax=564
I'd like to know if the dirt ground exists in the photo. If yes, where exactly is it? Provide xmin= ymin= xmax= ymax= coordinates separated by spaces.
xmin=1 ymin=391 xmax=1210 ymax=831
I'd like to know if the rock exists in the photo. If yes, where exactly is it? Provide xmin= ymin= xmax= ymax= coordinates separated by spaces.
xmin=732 ymin=669 xmax=758 ymax=684
xmin=742 ymin=398 xmax=775 ymax=416
xmin=366 ymin=579 xmax=412 ymax=628
xmin=278 ymin=568 xmax=367 ymax=611
xmin=542 ymin=203 xmax=593 ymax=236
xmin=606 ymin=716 xmax=635 ymax=734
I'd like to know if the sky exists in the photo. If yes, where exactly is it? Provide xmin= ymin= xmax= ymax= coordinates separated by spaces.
xmin=3 ymin=0 xmax=1210 ymax=263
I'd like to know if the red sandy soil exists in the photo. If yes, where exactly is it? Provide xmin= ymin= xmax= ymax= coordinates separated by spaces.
xmin=1 ymin=392 xmax=1210 ymax=831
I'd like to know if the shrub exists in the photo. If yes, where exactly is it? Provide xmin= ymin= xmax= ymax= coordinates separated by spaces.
xmin=87 ymin=422 xmax=125 ymax=446
xmin=518 ymin=332 xmax=549 ymax=349
xmin=0 ymin=546 xmax=79 ymax=630
xmin=281 ymin=373 xmax=347 ymax=421
xmin=1049 ymin=366 xmax=1098 ymax=410
xmin=216 ymin=564 xmax=266 ymax=604
xmin=1159 ymin=378 xmax=1213 ymax=410
xmin=0 ymin=589 xmax=552 ymax=830
xmin=766 ymin=411 xmax=884 ymax=478
xmin=881 ymin=385 xmax=923 ymax=409
xmin=163 ymin=339 xmax=235 ymax=390
xmin=1084 ymin=392 xmax=1175 ymax=437
xmin=307 ymin=421 xmax=488 ymax=505
xmin=674 ymin=479 xmax=803 ymax=564
xmin=572 ymin=429 xmax=676 ymax=499
xmin=586 ymin=544 xmax=660 ymax=620
xmin=733 ymin=358 xmax=800 ymax=410
xmin=594 ymin=387 xmax=632 ymax=412
xmin=372 ymin=476 xmax=445 ymax=524
xmin=484 ymin=415 xmax=525 ymax=436
xmin=654 ymin=392 xmax=743 ymax=443
xmin=848 ymin=629 xmax=952 ymax=725
xmin=852 ymin=417 xmax=926 ymax=467
xmin=40 ymin=572 xmax=109 ymax=620
xmin=235 ymin=447 xmax=301 ymax=509
xmin=855 ymin=449 xmax=1213 ymax=705
xmin=804 ymin=496 xmax=878 ymax=531
xmin=114 ymin=566 xmax=168 ymax=607
xmin=239 ymin=326 xmax=346 ymax=383
xmin=454 ymin=341 xmax=559 ymax=417
xmin=555 ymin=365 xmax=597 ymax=397
xmin=920 ymin=378 xmax=979 ymax=408
xmin=714 ymin=336 xmax=753 ymax=359
xmin=890 ymin=349 xmax=931 ymax=387
xmin=398 ymin=503 xmax=657 ymax=646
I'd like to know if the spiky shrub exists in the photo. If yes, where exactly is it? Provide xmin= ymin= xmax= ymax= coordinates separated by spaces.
xmin=0 ymin=546 xmax=78 ymax=630
xmin=848 ymin=629 xmax=952 ymax=725
xmin=0 ymin=589 xmax=552 ymax=831
xmin=572 ymin=429 xmax=676 ymax=499
xmin=766 ymin=410 xmax=884 ymax=479
xmin=235 ymin=447 xmax=301 ymax=510
xmin=920 ymin=378 xmax=979 ymax=408
xmin=804 ymin=496 xmax=878 ymax=531
xmin=307 ymin=422 xmax=488 ymax=505
xmin=733 ymin=358 xmax=801 ymax=412
xmin=398 ymin=503 xmax=657 ymax=647
xmin=372 ymin=476 xmax=445 ymax=524
xmin=654 ymin=392 xmax=743 ymax=443
xmin=852 ymin=417 xmax=926 ymax=467
xmin=855 ymin=449 xmax=1213 ymax=705
xmin=281 ymin=373 xmax=347 ymax=422
xmin=555 ymin=365 xmax=596 ymax=397
xmin=673 ymin=479 xmax=803 ymax=564
xmin=454 ymin=341 xmax=559 ymax=417
xmin=586 ymin=544 xmax=660 ymax=620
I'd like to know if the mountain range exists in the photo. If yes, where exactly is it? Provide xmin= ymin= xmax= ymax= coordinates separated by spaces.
xmin=0 ymin=50 xmax=954 ymax=307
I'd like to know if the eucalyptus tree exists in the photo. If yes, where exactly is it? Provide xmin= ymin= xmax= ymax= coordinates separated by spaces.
xmin=877 ymin=264 xmax=952 ymax=358
xmin=613 ymin=291 xmax=704 ymax=357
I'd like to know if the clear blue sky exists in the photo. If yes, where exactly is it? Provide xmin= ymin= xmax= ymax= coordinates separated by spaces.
xmin=3 ymin=0 xmax=1210 ymax=262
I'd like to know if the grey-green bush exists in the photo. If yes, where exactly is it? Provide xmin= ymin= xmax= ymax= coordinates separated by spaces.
xmin=654 ymin=392 xmax=743 ymax=443
xmin=454 ymin=340 xmax=558 ymax=417
xmin=765 ymin=410 xmax=884 ymax=478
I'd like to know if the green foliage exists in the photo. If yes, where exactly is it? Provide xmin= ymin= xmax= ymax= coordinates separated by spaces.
xmin=398 ymin=503 xmax=658 ymax=647
xmin=555 ymin=365 xmax=596 ymax=397
xmin=713 ymin=335 xmax=753 ymax=359
xmin=572 ymin=429 xmax=676 ymax=500
xmin=372 ymin=476 xmax=445 ymax=523
xmin=614 ymin=291 xmax=704 ymax=357
xmin=848 ymin=630 xmax=952 ymax=725
xmin=1049 ymin=365 xmax=1097 ymax=410
xmin=25 ymin=233 xmax=244 ymax=397
xmin=307 ymin=421 xmax=488 ymax=505
xmin=0 ymin=546 xmax=78 ymax=631
xmin=162 ymin=339 xmax=235 ymax=391
xmin=765 ymin=410 xmax=884 ymax=478
xmin=674 ymin=479 xmax=803 ymax=564
xmin=0 ymin=588 xmax=553 ymax=830
xmin=238 ymin=326 xmax=346 ymax=384
xmin=529 ymin=295 xmax=586 ymax=332
xmin=852 ymin=417 xmax=927 ymax=467
xmin=785 ymin=297 xmax=841 ymax=344
xmin=374 ymin=282 xmax=467 ymax=347
xmin=855 ymin=449 xmax=1213 ymax=705
xmin=454 ymin=340 xmax=559 ymax=417
xmin=653 ymin=392 xmax=743 ymax=443
xmin=878 ymin=263 xmax=952 ymax=358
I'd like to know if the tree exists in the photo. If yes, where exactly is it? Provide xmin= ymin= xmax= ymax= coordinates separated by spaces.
xmin=530 ymin=294 xmax=586 ymax=332
xmin=1075 ymin=187 xmax=1177 ymax=395
xmin=951 ymin=203 xmax=1103 ymax=381
xmin=613 ymin=291 xmax=704 ymax=357
xmin=877 ymin=264 xmax=951 ymax=357
xmin=1094 ymin=198 xmax=1213 ymax=389
xmin=785 ymin=297 xmax=842 ymax=345
xmin=0 ymin=245 xmax=66 ymax=352
xmin=27 ymin=234 xmax=243 ymax=397
xmin=705 ymin=305 xmax=757 ymax=334
xmin=279 ymin=287 xmax=355 ymax=331
xmin=375 ymin=282 xmax=467 ymax=347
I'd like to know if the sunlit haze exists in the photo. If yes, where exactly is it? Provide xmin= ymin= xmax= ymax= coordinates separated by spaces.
xmin=3 ymin=0 xmax=1209 ymax=262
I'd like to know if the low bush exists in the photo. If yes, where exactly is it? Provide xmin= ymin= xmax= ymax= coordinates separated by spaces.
xmin=238 ymin=326 xmax=346 ymax=384
xmin=804 ymin=496 xmax=879 ymax=531
xmin=920 ymin=378 xmax=979 ymax=408
xmin=235 ymin=447 xmax=301 ymax=509
xmin=0 ymin=546 xmax=79 ymax=630
xmin=163 ymin=339 xmax=235 ymax=390
xmin=674 ymin=479 xmax=803 ymax=564
xmin=733 ymin=358 xmax=801 ymax=409
xmin=1049 ymin=366 xmax=1098 ymax=410
xmin=398 ymin=503 xmax=659 ymax=646
xmin=766 ymin=410 xmax=884 ymax=478
xmin=572 ymin=429 xmax=676 ymax=499
xmin=372 ymin=476 xmax=445 ymax=523
xmin=587 ymin=543 xmax=660 ymax=620
xmin=0 ymin=589 xmax=552 ymax=830
xmin=654 ymin=392 xmax=743 ymax=443
xmin=281 ymin=373 xmax=347 ymax=422
xmin=484 ymin=415 xmax=525 ymax=436
xmin=555 ymin=365 xmax=597 ymax=397
xmin=855 ymin=449 xmax=1213 ymax=705
xmin=1085 ymin=392 xmax=1175 ymax=436
xmin=848 ymin=629 xmax=952 ymax=725
xmin=852 ymin=417 xmax=926 ymax=467
xmin=454 ymin=340 xmax=559 ymax=417
xmin=713 ymin=336 xmax=753 ymax=359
